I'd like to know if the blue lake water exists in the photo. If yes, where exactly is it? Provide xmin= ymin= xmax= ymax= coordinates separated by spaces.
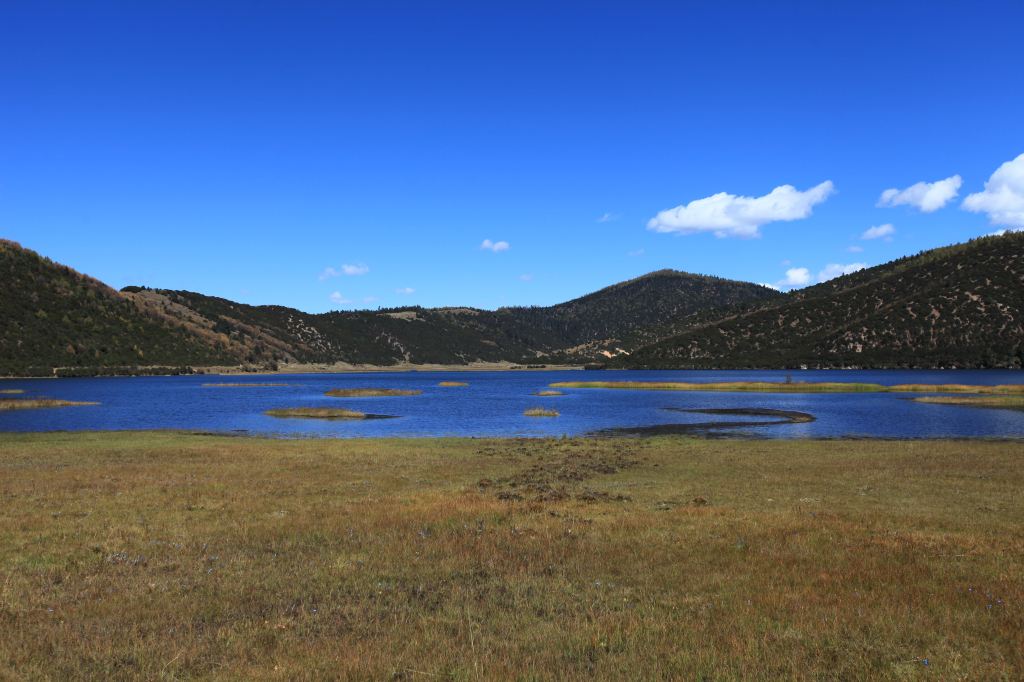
xmin=2 ymin=370 xmax=1024 ymax=439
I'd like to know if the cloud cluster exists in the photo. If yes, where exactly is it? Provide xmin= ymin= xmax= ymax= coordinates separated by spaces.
xmin=319 ymin=263 xmax=369 ymax=280
xmin=861 ymin=223 xmax=895 ymax=240
xmin=878 ymin=175 xmax=961 ymax=212
xmin=774 ymin=262 xmax=866 ymax=290
xmin=480 ymin=239 xmax=510 ymax=252
xmin=647 ymin=181 xmax=835 ymax=238
xmin=328 ymin=291 xmax=350 ymax=305
xmin=818 ymin=262 xmax=866 ymax=282
xmin=395 ymin=287 xmax=415 ymax=295
xmin=777 ymin=267 xmax=811 ymax=288
xmin=962 ymin=153 xmax=1024 ymax=226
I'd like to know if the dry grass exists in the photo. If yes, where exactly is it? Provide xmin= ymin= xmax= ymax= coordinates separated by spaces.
xmin=202 ymin=383 xmax=290 ymax=388
xmin=265 ymin=408 xmax=372 ymax=420
xmin=325 ymin=388 xmax=422 ymax=397
xmin=535 ymin=390 xmax=564 ymax=396
xmin=552 ymin=380 xmax=1024 ymax=394
xmin=438 ymin=381 xmax=469 ymax=387
xmin=523 ymin=407 xmax=559 ymax=417
xmin=0 ymin=399 xmax=98 ymax=411
xmin=0 ymin=389 xmax=25 ymax=395
xmin=0 ymin=433 xmax=1021 ymax=679
xmin=914 ymin=395 xmax=1024 ymax=410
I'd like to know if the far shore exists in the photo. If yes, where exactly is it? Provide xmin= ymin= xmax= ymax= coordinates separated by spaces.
xmin=1 ymin=361 xmax=586 ymax=379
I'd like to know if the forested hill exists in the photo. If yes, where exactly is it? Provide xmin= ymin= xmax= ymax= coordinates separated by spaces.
xmin=0 ymin=239 xmax=240 ymax=376
xmin=622 ymin=232 xmax=1024 ymax=369
xmin=3 ymin=234 xmax=1022 ymax=375
xmin=0 ymin=241 xmax=776 ymax=374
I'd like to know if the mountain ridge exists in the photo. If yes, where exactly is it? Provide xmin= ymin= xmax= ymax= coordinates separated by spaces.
xmin=2 ymin=234 xmax=1022 ymax=375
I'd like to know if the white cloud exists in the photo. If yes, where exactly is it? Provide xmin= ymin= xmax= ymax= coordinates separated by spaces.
xmin=363 ymin=295 xmax=379 ymax=304
xmin=758 ymin=282 xmax=781 ymax=291
xmin=328 ymin=291 xmax=350 ymax=305
xmin=395 ymin=287 xmax=415 ymax=295
xmin=319 ymin=263 xmax=369 ymax=280
xmin=627 ymin=248 xmax=645 ymax=257
xmin=847 ymin=245 xmax=864 ymax=253
xmin=647 ymin=181 xmax=835 ymax=238
xmin=878 ymin=175 xmax=961 ymax=212
xmin=318 ymin=267 xmax=341 ymax=281
xmin=480 ymin=239 xmax=510 ymax=252
xmin=962 ymin=153 xmax=1024 ymax=226
xmin=861 ymin=223 xmax=895 ymax=240
xmin=597 ymin=212 xmax=621 ymax=223
xmin=519 ymin=273 xmax=533 ymax=281
xmin=818 ymin=262 xmax=866 ymax=282
xmin=341 ymin=263 xmax=369 ymax=276
xmin=777 ymin=267 xmax=811 ymax=289
xmin=987 ymin=227 xmax=1024 ymax=237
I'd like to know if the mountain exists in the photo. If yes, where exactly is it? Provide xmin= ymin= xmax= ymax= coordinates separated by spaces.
xmin=621 ymin=232 xmax=1024 ymax=369
xmin=0 ymin=239 xmax=240 ymax=376
xmin=3 ymin=234 xmax=1022 ymax=376
xmin=0 ymin=240 xmax=775 ymax=375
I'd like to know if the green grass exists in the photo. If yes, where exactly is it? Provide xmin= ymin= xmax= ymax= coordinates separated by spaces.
xmin=523 ymin=408 xmax=559 ymax=417
xmin=325 ymin=388 xmax=422 ymax=397
xmin=551 ymin=380 xmax=1024 ymax=394
xmin=0 ymin=398 xmax=98 ymax=410
xmin=265 ymin=407 xmax=373 ymax=420
xmin=0 ymin=432 xmax=1021 ymax=679
xmin=914 ymin=395 xmax=1024 ymax=411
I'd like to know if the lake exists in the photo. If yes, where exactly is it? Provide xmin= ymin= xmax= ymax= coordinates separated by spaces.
xmin=2 ymin=369 xmax=1024 ymax=439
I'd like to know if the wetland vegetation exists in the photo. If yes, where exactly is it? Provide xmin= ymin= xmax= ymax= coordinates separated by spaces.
xmin=0 ymin=432 xmax=1020 ymax=678
xmin=0 ymin=398 xmax=98 ymax=411
xmin=552 ymin=380 xmax=1024 ymax=394
xmin=264 ymin=408 xmax=396 ymax=420
xmin=324 ymin=388 xmax=423 ymax=398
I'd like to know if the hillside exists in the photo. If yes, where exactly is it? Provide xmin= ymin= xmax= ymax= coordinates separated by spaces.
xmin=0 ymin=241 xmax=776 ymax=374
xmin=4 ymin=234 xmax=1022 ymax=375
xmin=622 ymin=232 xmax=1024 ymax=369
xmin=0 ymin=240 xmax=241 ymax=376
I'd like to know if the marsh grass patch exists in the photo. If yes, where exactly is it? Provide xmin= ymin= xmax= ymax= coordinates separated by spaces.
xmin=524 ymin=407 xmax=559 ymax=417
xmin=325 ymin=388 xmax=422 ymax=397
xmin=264 ymin=407 xmax=395 ymax=420
xmin=0 ymin=398 xmax=98 ymax=410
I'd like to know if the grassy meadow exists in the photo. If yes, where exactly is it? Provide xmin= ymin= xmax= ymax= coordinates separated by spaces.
xmin=0 ymin=432 xmax=1021 ymax=679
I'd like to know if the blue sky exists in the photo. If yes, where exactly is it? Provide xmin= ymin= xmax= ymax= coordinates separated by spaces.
xmin=2 ymin=1 xmax=1023 ymax=312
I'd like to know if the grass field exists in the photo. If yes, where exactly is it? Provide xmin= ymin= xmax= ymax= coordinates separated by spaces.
xmin=0 ymin=432 xmax=1021 ymax=679
xmin=551 ymin=380 xmax=1024 ymax=394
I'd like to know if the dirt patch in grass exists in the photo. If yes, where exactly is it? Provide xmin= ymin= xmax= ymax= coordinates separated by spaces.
xmin=325 ymin=388 xmax=422 ymax=397
xmin=0 ymin=398 xmax=98 ymax=411
xmin=477 ymin=438 xmax=643 ymax=503
xmin=265 ymin=408 xmax=395 ymax=420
